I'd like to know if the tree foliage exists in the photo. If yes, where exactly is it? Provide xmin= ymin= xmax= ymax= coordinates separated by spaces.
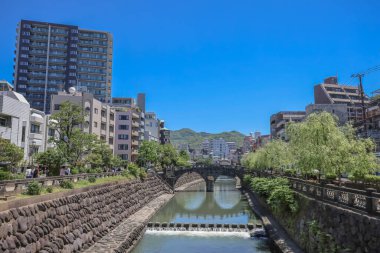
xmin=0 ymin=138 xmax=24 ymax=169
xmin=35 ymin=148 xmax=66 ymax=175
xmin=243 ymin=112 xmax=378 ymax=180
xmin=136 ymin=141 xmax=161 ymax=168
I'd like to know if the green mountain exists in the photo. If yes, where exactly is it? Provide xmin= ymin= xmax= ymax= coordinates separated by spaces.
xmin=170 ymin=128 xmax=245 ymax=149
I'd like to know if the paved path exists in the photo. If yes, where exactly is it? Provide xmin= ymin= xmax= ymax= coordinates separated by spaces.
xmin=175 ymin=179 xmax=205 ymax=191
xmin=83 ymin=194 xmax=174 ymax=253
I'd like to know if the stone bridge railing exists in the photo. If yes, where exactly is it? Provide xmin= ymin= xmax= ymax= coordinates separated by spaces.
xmin=0 ymin=172 xmax=122 ymax=197
xmin=286 ymin=177 xmax=380 ymax=216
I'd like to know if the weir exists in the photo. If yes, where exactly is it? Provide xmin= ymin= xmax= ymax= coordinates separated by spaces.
xmin=146 ymin=222 xmax=263 ymax=233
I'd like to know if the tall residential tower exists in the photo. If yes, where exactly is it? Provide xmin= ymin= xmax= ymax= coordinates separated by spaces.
xmin=13 ymin=20 xmax=113 ymax=113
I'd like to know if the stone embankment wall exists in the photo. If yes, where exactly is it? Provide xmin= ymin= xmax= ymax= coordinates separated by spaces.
xmin=0 ymin=175 xmax=172 ymax=253
xmin=174 ymin=172 xmax=204 ymax=189
xmin=254 ymin=190 xmax=380 ymax=253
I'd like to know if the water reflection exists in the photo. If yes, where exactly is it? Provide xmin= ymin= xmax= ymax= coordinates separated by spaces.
xmin=150 ymin=177 xmax=259 ymax=225
xmin=132 ymin=177 xmax=271 ymax=253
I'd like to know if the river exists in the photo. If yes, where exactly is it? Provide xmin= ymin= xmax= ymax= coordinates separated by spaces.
xmin=132 ymin=176 xmax=272 ymax=253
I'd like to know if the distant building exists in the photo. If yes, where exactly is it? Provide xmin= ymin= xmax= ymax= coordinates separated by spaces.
xmin=210 ymin=138 xmax=230 ymax=160
xmin=111 ymin=95 xmax=145 ymax=162
xmin=314 ymin=76 xmax=369 ymax=123
xmin=202 ymin=139 xmax=210 ymax=154
xmin=144 ymin=112 xmax=159 ymax=142
xmin=159 ymin=120 xmax=171 ymax=145
xmin=305 ymin=103 xmax=348 ymax=125
xmin=13 ymin=20 xmax=113 ymax=113
xmin=242 ymin=134 xmax=254 ymax=153
xmin=253 ymin=134 xmax=270 ymax=151
xmin=270 ymin=111 xmax=306 ymax=140
xmin=51 ymin=90 xmax=115 ymax=152
xmin=226 ymin=141 xmax=237 ymax=152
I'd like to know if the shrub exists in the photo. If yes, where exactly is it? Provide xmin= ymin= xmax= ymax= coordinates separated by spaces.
xmin=139 ymin=169 xmax=147 ymax=180
xmin=0 ymin=170 xmax=13 ymax=180
xmin=71 ymin=168 xmax=79 ymax=175
xmin=60 ymin=180 xmax=74 ymax=189
xmin=325 ymin=173 xmax=337 ymax=180
xmin=121 ymin=169 xmax=130 ymax=177
xmin=364 ymin=175 xmax=380 ymax=184
xmin=267 ymin=185 xmax=298 ymax=213
xmin=251 ymin=177 xmax=289 ymax=197
xmin=243 ymin=175 xmax=252 ymax=186
xmin=284 ymin=169 xmax=296 ymax=176
xmin=46 ymin=186 xmax=53 ymax=193
xmin=79 ymin=167 xmax=89 ymax=174
xmin=27 ymin=181 xmax=42 ymax=195
xmin=88 ymin=176 xmax=96 ymax=183
xmin=128 ymin=163 xmax=140 ymax=178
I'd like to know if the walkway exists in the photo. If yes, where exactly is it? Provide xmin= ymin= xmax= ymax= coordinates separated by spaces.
xmin=83 ymin=194 xmax=174 ymax=253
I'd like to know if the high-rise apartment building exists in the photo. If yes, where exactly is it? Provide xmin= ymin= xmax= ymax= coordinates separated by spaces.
xmin=314 ymin=77 xmax=368 ymax=123
xmin=13 ymin=20 xmax=113 ymax=113
xmin=144 ymin=112 xmax=159 ymax=142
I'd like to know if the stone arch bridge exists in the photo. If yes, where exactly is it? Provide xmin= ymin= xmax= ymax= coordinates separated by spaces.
xmin=164 ymin=165 xmax=245 ymax=192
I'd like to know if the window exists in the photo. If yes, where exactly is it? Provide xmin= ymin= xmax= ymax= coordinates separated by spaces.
xmin=54 ymin=104 xmax=60 ymax=110
xmin=94 ymin=122 xmax=98 ymax=127
xmin=23 ymin=24 xmax=31 ymax=28
xmin=21 ymin=46 xmax=29 ymax=50
xmin=30 ymin=124 xmax=40 ymax=134
xmin=101 ymin=123 xmax=106 ymax=130
xmin=118 ymin=125 xmax=128 ymax=130
xmin=21 ymin=54 xmax=28 ymax=58
xmin=69 ymin=65 xmax=77 ymax=69
xmin=21 ymin=39 xmax=30 ymax=43
xmin=18 ymin=85 xmax=27 ymax=89
xmin=19 ymin=69 xmax=28 ymax=73
xmin=48 ymin=128 xmax=55 ymax=137
xmin=118 ymin=134 xmax=129 ymax=140
xmin=101 ymin=110 xmax=106 ymax=117
xmin=119 ymin=154 xmax=128 ymax=160
xmin=94 ymin=108 xmax=98 ymax=114
xmin=118 ymin=144 xmax=128 ymax=150
xmin=119 ymin=115 xmax=129 ymax=120
xmin=20 ymin=62 xmax=28 ymax=66
xmin=21 ymin=126 xmax=26 ymax=142
xmin=109 ymin=138 xmax=113 ymax=145
xmin=69 ymin=72 xmax=76 ymax=77
xmin=19 ymin=77 xmax=27 ymax=81
xmin=0 ymin=117 xmax=9 ymax=127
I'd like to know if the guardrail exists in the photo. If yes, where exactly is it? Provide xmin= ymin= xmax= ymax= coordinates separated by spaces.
xmin=287 ymin=177 xmax=380 ymax=216
xmin=0 ymin=172 xmax=122 ymax=197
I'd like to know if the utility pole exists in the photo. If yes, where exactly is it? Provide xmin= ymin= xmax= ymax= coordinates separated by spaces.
xmin=352 ymin=73 xmax=367 ymax=137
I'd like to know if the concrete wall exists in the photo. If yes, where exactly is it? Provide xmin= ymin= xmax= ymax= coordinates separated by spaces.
xmin=0 ymin=175 xmax=171 ymax=253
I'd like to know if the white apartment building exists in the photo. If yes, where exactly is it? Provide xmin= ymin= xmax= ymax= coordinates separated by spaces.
xmin=0 ymin=91 xmax=47 ymax=162
xmin=210 ymin=138 xmax=230 ymax=160
xmin=144 ymin=112 xmax=159 ymax=142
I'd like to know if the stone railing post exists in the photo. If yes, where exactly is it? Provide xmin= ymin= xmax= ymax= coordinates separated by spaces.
xmin=365 ymin=188 xmax=376 ymax=214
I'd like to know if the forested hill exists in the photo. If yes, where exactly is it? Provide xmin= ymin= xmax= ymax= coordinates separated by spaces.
xmin=170 ymin=128 xmax=245 ymax=149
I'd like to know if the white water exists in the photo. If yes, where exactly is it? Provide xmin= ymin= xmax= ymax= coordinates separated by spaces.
xmin=145 ymin=230 xmax=251 ymax=238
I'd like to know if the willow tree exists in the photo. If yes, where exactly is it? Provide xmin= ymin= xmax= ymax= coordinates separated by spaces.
xmin=286 ymin=112 xmax=377 ymax=180
xmin=262 ymin=140 xmax=292 ymax=173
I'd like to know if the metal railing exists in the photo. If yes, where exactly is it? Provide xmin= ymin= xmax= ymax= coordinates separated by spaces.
xmin=0 ymin=172 xmax=122 ymax=197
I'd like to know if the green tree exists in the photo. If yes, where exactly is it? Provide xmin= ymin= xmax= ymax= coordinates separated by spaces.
xmin=160 ymin=144 xmax=179 ymax=171
xmin=49 ymin=101 xmax=97 ymax=166
xmin=136 ymin=141 xmax=162 ymax=168
xmin=177 ymin=150 xmax=191 ymax=167
xmin=35 ymin=149 xmax=66 ymax=175
xmin=0 ymin=138 xmax=24 ymax=169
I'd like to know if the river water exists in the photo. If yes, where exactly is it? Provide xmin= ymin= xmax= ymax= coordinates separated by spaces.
xmin=132 ymin=176 xmax=272 ymax=253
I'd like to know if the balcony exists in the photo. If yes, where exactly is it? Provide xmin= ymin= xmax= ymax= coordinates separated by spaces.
xmin=132 ymin=121 xmax=139 ymax=127
xmin=30 ymin=114 xmax=44 ymax=124
xmin=132 ymin=130 xmax=139 ymax=137
xmin=131 ymin=140 xmax=139 ymax=146
xmin=132 ymin=112 xmax=139 ymax=119
xmin=29 ymin=132 xmax=43 ymax=141
xmin=131 ymin=149 xmax=138 ymax=155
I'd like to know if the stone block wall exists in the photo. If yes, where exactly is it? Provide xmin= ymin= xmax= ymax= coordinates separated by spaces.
xmin=274 ymin=192 xmax=380 ymax=253
xmin=174 ymin=172 xmax=204 ymax=188
xmin=0 ymin=175 xmax=171 ymax=253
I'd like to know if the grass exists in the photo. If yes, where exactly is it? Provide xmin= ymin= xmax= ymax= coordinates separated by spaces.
xmin=11 ymin=174 xmax=136 ymax=201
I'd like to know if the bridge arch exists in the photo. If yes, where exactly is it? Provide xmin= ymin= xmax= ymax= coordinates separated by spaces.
xmin=170 ymin=166 xmax=244 ymax=192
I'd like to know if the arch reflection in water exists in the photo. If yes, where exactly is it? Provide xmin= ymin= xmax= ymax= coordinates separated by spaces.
xmin=150 ymin=177 xmax=259 ymax=225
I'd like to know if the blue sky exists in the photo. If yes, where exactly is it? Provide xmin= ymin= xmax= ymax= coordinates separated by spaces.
xmin=1 ymin=0 xmax=380 ymax=134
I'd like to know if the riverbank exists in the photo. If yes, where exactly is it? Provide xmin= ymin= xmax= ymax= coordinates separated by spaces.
xmin=83 ymin=194 xmax=174 ymax=253
xmin=244 ymin=190 xmax=304 ymax=253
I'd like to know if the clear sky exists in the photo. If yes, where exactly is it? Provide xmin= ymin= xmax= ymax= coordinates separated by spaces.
xmin=1 ymin=0 xmax=380 ymax=134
